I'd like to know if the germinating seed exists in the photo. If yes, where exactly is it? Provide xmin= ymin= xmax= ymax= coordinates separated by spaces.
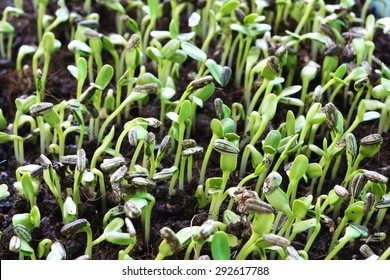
xmin=160 ymin=227 xmax=181 ymax=252
xmin=134 ymin=83 xmax=158 ymax=94
xmin=198 ymin=219 xmax=215 ymax=240
xmin=74 ymin=255 xmax=90 ymax=260
xmin=111 ymin=165 xmax=128 ymax=183
xmin=374 ymin=197 xmax=390 ymax=209
xmin=359 ymin=244 xmax=375 ymax=258
xmin=349 ymin=174 xmax=367 ymax=199
xmin=159 ymin=135 xmax=174 ymax=154
xmin=126 ymin=171 xmax=149 ymax=180
xmin=286 ymin=246 xmax=300 ymax=260
xmin=124 ymin=200 xmax=142 ymax=219
xmin=128 ymin=127 xmax=138 ymax=146
xmin=126 ymin=34 xmax=140 ymax=51
xmin=30 ymin=165 xmax=43 ymax=177
xmin=245 ymin=198 xmax=274 ymax=214
xmin=100 ymin=157 xmax=126 ymax=173
xmin=361 ymin=232 xmax=387 ymax=243
xmin=83 ymin=27 xmax=102 ymax=38
xmin=145 ymin=132 xmax=156 ymax=145
xmin=60 ymin=218 xmax=89 ymax=236
xmin=130 ymin=177 xmax=156 ymax=189
xmin=213 ymin=139 xmax=239 ymax=155
xmin=125 ymin=218 xmax=136 ymax=237
xmin=182 ymin=146 xmax=203 ymax=157
xmin=263 ymin=233 xmax=290 ymax=247
xmin=29 ymin=102 xmax=53 ymax=116
xmin=14 ymin=225 xmax=32 ymax=243
xmin=38 ymin=154 xmax=52 ymax=168
xmin=78 ymin=19 xmax=99 ymax=28
xmin=51 ymin=242 xmax=66 ymax=259
xmin=363 ymin=170 xmax=388 ymax=184
xmin=262 ymin=172 xmax=282 ymax=194
xmin=364 ymin=193 xmax=374 ymax=214
xmin=360 ymin=134 xmax=383 ymax=147
xmin=214 ymin=98 xmax=224 ymax=120
xmin=181 ymin=139 xmax=197 ymax=149
xmin=324 ymin=103 xmax=338 ymax=129
xmin=77 ymin=149 xmax=87 ymax=171
xmin=189 ymin=75 xmax=213 ymax=90
xmin=61 ymin=155 xmax=78 ymax=165
xmin=145 ymin=117 xmax=161 ymax=128
xmin=334 ymin=185 xmax=349 ymax=198
xmin=9 ymin=236 xmax=21 ymax=252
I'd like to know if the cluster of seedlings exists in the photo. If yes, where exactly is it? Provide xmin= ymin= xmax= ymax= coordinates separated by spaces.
xmin=1 ymin=0 xmax=390 ymax=260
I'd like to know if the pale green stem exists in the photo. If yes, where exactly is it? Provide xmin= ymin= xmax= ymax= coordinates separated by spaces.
xmin=199 ymin=134 xmax=218 ymax=185
xmin=246 ymin=79 xmax=269 ymax=118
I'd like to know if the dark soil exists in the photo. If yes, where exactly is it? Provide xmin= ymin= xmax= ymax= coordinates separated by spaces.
xmin=1 ymin=0 xmax=390 ymax=260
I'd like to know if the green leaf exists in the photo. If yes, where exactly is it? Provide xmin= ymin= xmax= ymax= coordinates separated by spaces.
xmin=244 ymin=13 xmax=262 ymax=24
xmin=160 ymin=87 xmax=176 ymax=100
xmin=292 ymin=218 xmax=317 ymax=233
xmin=181 ymin=42 xmax=207 ymax=63
xmin=292 ymin=199 xmax=308 ymax=220
xmin=146 ymin=47 xmax=163 ymax=61
xmin=262 ymin=130 xmax=281 ymax=154
xmin=192 ymin=95 xmax=203 ymax=108
xmin=104 ymin=217 xmax=124 ymax=234
xmin=150 ymin=30 xmax=171 ymax=40
xmin=309 ymin=144 xmax=325 ymax=157
xmin=193 ymin=83 xmax=215 ymax=102
xmin=279 ymin=97 xmax=304 ymax=107
xmin=176 ymin=226 xmax=200 ymax=246
xmin=206 ymin=59 xmax=222 ymax=85
xmin=259 ymin=94 xmax=278 ymax=120
xmin=161 ymin=39 xmax=180 ymax=59
xmin=94 ymin=64 xmax=114 ymax=90
xmin=0 ymin=184 xmax=10 ymax=200
xmin=219 ymin=0 xmax=240 ymax=16
xmin=21 ymin=173 xmax=35 ymax=204
xmin=300 ymin=32 xmax=326 ymax=43
xmin=278 ymin=85 xmax=302 ymax=98
xmin=169 ymin=20 xmax=178 ymax=39
xmin=0 ymin=21 xmax=15 ymax=33
xmin=334 ymin=64 xmax=347 ymax=79
xmin=211 ymin=231 xmax=231 ymax=260
xmin=168 ymin=50 xmax=187 ymax=63
xmin=68 ymin=40 xmax=92 ymax=54
xmin=211 ymin=119 xmax=224 ymax=138
xmin=289 ymin=155 xmax=309 ymax=181
xmin=188 ymin=12 xmax=201 ymax=27
xmin=178 ymin=100 xmax=191 ymax=124
xmin=166 ymin=112 xmax=179 ymax=123
xmin=230 ymin=23 xmax=247 ymax=35
xmin=106 ymin=232 xmax=133 ymax=245
xmin=42 ymin=32 xmax=56 ymax=54
xmin=104 ymin=1 xmax=125 ymax=14
xmin=177 ymin=32 xmax=196 ymax=41
xmin=128 ymin=197 xmax=148 ymax=210
xmin=381 ymin=78 xmax=390 ymax=92
xmin=139 ymin=72 xmax=163 ymax=89
xmin=67 ymin=65 xmax=78 ymax=79
xmin=306 ymin=163 xmax=322 ymax=179
xmin=345 ymin=201 xmax=364 ymax=222
xmin=0 ymin=132 xmax=17 ymax=144
xmin=362 ymin=111 xmax=381 ymax=122
xmin=147 ymin=0 xmax=159 ymax=21
xmin=107 ymin=34 xmax=127 ymax=46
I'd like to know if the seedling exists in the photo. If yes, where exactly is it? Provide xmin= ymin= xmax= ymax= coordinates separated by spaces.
xmin=326 ymin=223 xmax=368 ymax=260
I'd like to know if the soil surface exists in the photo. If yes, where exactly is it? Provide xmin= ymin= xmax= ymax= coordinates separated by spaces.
xmin=1 ymin=0 xmax=390 ymax=260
